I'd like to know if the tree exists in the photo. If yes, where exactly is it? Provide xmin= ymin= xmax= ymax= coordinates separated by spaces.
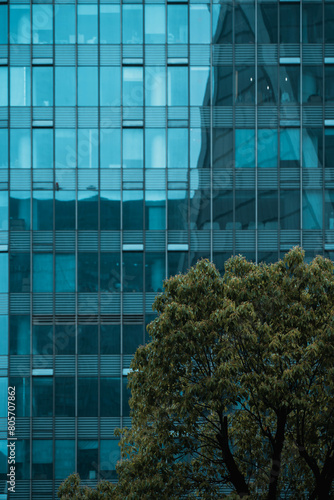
xmin=59 ymin=248 xmax=334 ymax=499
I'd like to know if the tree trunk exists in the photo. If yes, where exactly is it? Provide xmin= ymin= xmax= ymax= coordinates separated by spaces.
xmin=309 ymin=455 xmax=334 ymax=499
xmin=267 ymin=410 xmax=287 ymax=500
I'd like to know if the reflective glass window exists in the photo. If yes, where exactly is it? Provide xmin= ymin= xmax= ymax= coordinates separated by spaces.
xmin=16 ymin=441 xmax=30 ymax=480
xmin=100 ymin=67 xmax=120 ymax=106
xmin=100 ymin=5 xmax=120 ymax=43
xmin=258 ymin=129 xmax=278 ymax=168
xmin=123 ymin=325 xmax=143 ymax=354
xmin=123 ymin=67 xmax=143 ymax=106
xmin=10 ymin=130 xmax=31 ymax=168
xmin=145 ymin=191 xmax=166 ymax=230
xmin=55 ymin=255 xmax=75 ymax=292
xmin=100 ymin=253 xmax=120 ymax=292
xmin=78 ymin=5 xmax=98 ymax=44
xmin=212 ymin=4 xmax=232 ymax=44
xmin=9 ymin=6 xmax=30 ymax=44
xmin=55 ymin=130 xmax=76 ymax=168
xmin=168 ymin=5 xmax=188 ymax=44
xmin=190 ymin=5 xmax=210 ymax=44
xmin=212 ymin=129 xmax=233 ymax=170
xmin=123 ymin=253 xmax=143 ymax=292
xmin=190 ymin=67 xmax=210 ymax=106
xmin=78 ymin=253 xmax=98 ymax=292
xmin=258 ymin=66 xmax=277 ymax=104
xmin=100 ymin=325 xmax=120 ymax=355
xmin=145 ymin=130 xmax=166 ymax=169
xmin=55 ymin=67 xmax=76 ymax=106
xmin=235 ymin=67 xmax=255 ymax=103
xmin=100 ymin=440 xmax=120 ymax=481
xmin=32 ymin=325 xmax=52 ymax=355
xmin=325 ymin=4 xmax=334 ymax=44
xmin=145 ymin=5 xmax=165 ymax=44
xmin=33 ymin=67 xmax=53 ymax=106
xmin=55 ymin=378 xmax=75 ymax=417
xmin=122 ymin=5 xmax=143 ymax=44
xmin=32 ymin=5 xmax=53 ymax=44
xmin=235 ymin=3 xmax=255 ymax=44
xmin=168 ymin=129 xmax=188 ymax=168
xmin=145 ymin=253 xmax=165 ymax=292
xmin=303 ymin=67 xmax=322 ymax=104
xmin=78 ymin=325 xmax=98 ymax=355
xmin=10 ymin=316 xmax=30 ymax=355
xmin=168 ymin=252 xmax=188 ymax=276
xmin=280 ymin=129 xmax=300 ymax=168
xmin=100 ymin=378 xmax=120 ymax=417
xmin=78 ymin=441 xmax=98 ymax=479
xmin=168 ymin=67 xmax=188 ymax=105
xmin=55 ymin=5 xmax=75 ymax=44
xmin=77 ymin=380 xmax=98 ymax=417
xmin=100 ymin=192 xmax=120 ymax=230
xmin=303 ymin=129 xmax=323 ymax=168
xmin=78 ymin=68 xmax=98 ymax=106
xmin=280 ymin=4 xmax=300 ymax=43
xmin=280 ymin=66 xmax=300 ymax=104
xmin=258 ymin=190 xmax=278 ymax=229
xmin=303 ymin=4 xmax=322 ymax=44
xmin=0 ymin=68 xmax=7 ymax=106
xmin=325 ymin=129 xmax=334 ymax=168
xmin=0 ymin=6 xmax=8 ymax=44
xmin=325 ymin=191 xmax=334 ymax=230
xmin=33 ymin=129 xmax=53 ymax=169
xmin=325 ymin=66 xmax=334 ymax=103
xmin=257 ymin=4 xmax=278 ymax=43
xmin=123 ymin=191 xmax=143 ymax=230
xmin=190 ymin=188 xmax=210 ymax=229
xmin=145 ymin=67 xmax=166 ymax=106
xmin=10 ymin=67 xmax=31 ymax=106
xmin=32 ymin=378 xmax=53 ymax=417
xmin=0 ymin=254 xmax=7 ymax=293
xmin=0 ymin=130 xmax=8 ymax=168
xmin=280 ymin=190 xmax=300 ymax=229
xmin=191 ymin=128 xmax=210 ymax=169
xmin=303 ymin=190 xmax=322 ymax=230
xmin=10 ymin=192 xmax=30 ymax=230
xmin=9 ymin=252 xmax=30 ymax=293
xmin=55 ymin=441 xmax=75 ymax=480
xmin=55 ymin=192 xmax=75 ymax=230
xmin=123 ymin=129 xmax=143 ymax=169
xmin=33 ymin=192 xmax=53 ymax=230
xmin=33 ymin=254 xmax=53 ymax=292
xmin=78 ymin=129 xmax=98 ymax=168
xmin=235 ymin=190 xmax=255 ymax=229
xmin=32 ymin=440 xmax=53 ymax=479
xmin=101 ymin=130 xmax=121 ymax=168
xmin=212 ymin=66 xmax=233 ymax=106
xmin=10 ymin=378 xmax=29 ymax=417
xmin=0 ymin=192 xmax=8 ymax=230
xmin=235 ymin=129 xmax=255 ymax=168
xmin=78 ymin=192 xmax=98 ymax=230
xmin=55 ymin=325 xmax=75 ymax=356
xmin=168 ymin=191 xmax=188 ymax=230
xmin=0 ymin=316 xmax=7 ymax=355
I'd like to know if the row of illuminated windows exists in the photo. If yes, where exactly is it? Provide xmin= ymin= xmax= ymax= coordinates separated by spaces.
xmin=1 ymin=66 xmax=334 ymax=107
xmin=0 ymin=128 xmax=332 ymax=170
xmin=2 ymin=4 xmax=334 ymax=46
xmin=0 ymin=438 xmax=120 ymax=481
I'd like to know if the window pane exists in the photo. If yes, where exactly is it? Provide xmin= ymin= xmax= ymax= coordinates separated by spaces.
xmin=55 ymin=67 xmax=76 ymax=106
xmin=10 ymin=130 xmax=31 ymax=168
xmin=235 ymin=3 xmax=255 ymax=43
xmin=10 ymin=68 xmax=31 ymax=106
xmin=100 ymin=191 xmax=120 ymax=230
xmin=78 ymin=253 xmax=98 ymax=292
xmin=100 ymin=325 xmax=120 ymax=355
xmin=280 ymin=190 xmax=300 ymax=229
xmin=303 ymin=66 xmax=322 ymax=104
xmin=213 ymin=190 xmax=233 ymax=230
xmin=168 ymin=252 xmax=188 ymax=276
xmin=257 ymin=66 xmax=277 ymax=104
xmin=100 ymin=5 xmax=120 ymax=43
xmin=77 ymin=441 xmax=98 ymax=480
xmin=78 ymin=68 xmax=98 ymax=106
xmin=10 ymin=316 xmax=30 ymax=355
xmin=100 ymin=67 xmax=120 ymax=106
xmin=168 ymin=191 xmax=188 ymax=230
xmin=100 ymin=253 xmax=120 ymax=292
xmin=123 ymin=253 xmax=143 ymax=292
xmin=145 ymin=67 xmax=166 ymax=106
xmin=32 ymin=5 xmax=53 ymax=44
xmin=32 ymin=325 xmax=52 ymax=355
xmin=303 ymin=129 xmax=323 ymax=168
xmin=235 ymin=190 xmax=255 ymax=229
xmin=100 ymin=378 xmax=120 ymax=417
xmin=0 ymin=6 xmax=8 ymax=45
xmin=190 ymin=5 xmax=210 ymax=44
xmin=212 ymin=129 xmax=233 ymax=170
xmin=123 ymin=191 xmax=143 ymax=230
xmin=235 ymin=67 xmax=255 ymax=104
xmin=212 ymin=66 xmax=233 ymax=106
xmin=33 ymin=129 xmax=53 ymax=169
xmin=145 ymin=253 xmax=165 ymax=292
xmin=123 ymin=129 xmax=143 ymax=168
xmin=0 ymin=130 xmax=8 ymax=168
xmin=325 ymin=129 xmax=334 ymax=168
xmin=32 ymin=378 xmax=53 ymax=417
xmin=33 ymin=192 xmax=53 ymax=230
xmin=0 ymin=317 xmax=7 ymax=355
xmin=258 ymin=190 xmax=278 ymax=228
xmin=303 ymin=4 xmax=322 ymax=44
xmin=0 ymin=254 xmax=8 ymax=293
xmin=168 ymin=5 xmax=188 ymax=44
xmin=32 ymin=440 xmax=53 ymax=479
xmin=325 ymin=4 xmax=334 ymax=44
xmin=77 ymin=5 xmax=98 ymax=44
xmin=303 ymin=190 xmax=322 ymax=230
xmin=258 ymin=4 xmax=278 ymax=44
xmin=10 ymin=6 xmax=30 ymax=44
xmin=168 ymin=67 xmax=188 ymax=106
xmin=33 ymin=67 xmax=53 ymax=106
xmin=258 ymin=129 xmax=277 ymax=168
xmin=145 ymin=5 xmax=165 ymax=44
xmin=55 ymin=378 xmax=75 ymax=416
xmin=145 ymin=191 xmax=166 ymax=230
xmin=0 ymin=68 xmax=8 ymax=106
xmin=78 ymin=325 xmax=98 ymax=355
xmin=212 ymin=4 xmax=232 ymax=44
xmin=55 ymin=130 xmax=76 ymax=168
xmin=55 ymin=191 xmax=75 ymax=230
xmin=55 ymin=441 xmax=75 ymax=480
xmin=235 ymin=129 xmax=255 ymax=168
xmin=55 ymin=255 xmax=75 ymax=292
xmin=122 ymin=5 xmax=143 ymax=44
xmin=280 ymin=4 xmax=300 ymax=43
xmin=122 ymin=67 xmax=143 ymax=106
xmin=325 ymin=66 xmax=334 ymax=103
xmin=55 ymin=5 xmax=75 ymax=44
xmin=145 ymin=129 xmax=166 ymax=169
xmin=78 ymin=129 xmax=98 ymax=168
xmin=78 ymin=192 xmax=98 ymax=230
xmin=280 ymin=129 xmax=300 ymax=168
xmin=168 ymin=129 xmax=188 ymax=168
xmin=77 ymin=380 xmax=98 ymax=417
xmin=33 ymin=254 xmax=53 ymax=292
xmin=280 ymin=66 xmax=300 ymax=104
xmin=190 ymin=67 xmax=210 ymax=106
xmin=0 ymin=192 xmax=8 ymax=231
xmin=10 ymin=192 xmax=30 ymax=230
xmin=100 ymin=440 xmax=120 ymax=481
xmin=100 ymin=130 xmax=121 ymax=168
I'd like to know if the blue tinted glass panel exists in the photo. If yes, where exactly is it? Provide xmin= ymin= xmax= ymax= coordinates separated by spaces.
xmin=325 ymin=130 xmax=334 ymax=168
xmin=212 ymin=66 xmax=233 ymax=106
xmin=77 ymin=380 xmax=98 ymax=417
xmin=280 ymin=66 xmax=300 ymax=104
xmin=55 ymin=192 xmax=75 ymax=230
xmin=168 ymin=5 xmax=188 ymax=44
xmin=168 ymin=67 xmax=188 ymax=106
xmin=0 ymin=130 xmax=8 ymax=168
xmin=280 ymin=190 xmax=300 ymax=229
xmin=258 ymin=129 xmax=277 ymax=168
xmin=10 ymin=6 xmax=30 ymax=44
xmin=123 ymin=325 xmax=143 ymax=354
xmin=32 ymin=379 xmax=53 ymax=417
xmin=100 ymin=253 xmax=120 ymax=291
xmin=190 ymin=67 xmax=210 ymax=106
xmin=122 ymin=253 xmax=143 ymax=292
xmin=100 ymin=67 xmax=120 ymax=106
xmin=33 ymin=254 xmax=53 ymax=292
xmin=100 ymin=325 xmax=120 ymax=354
xmin=10 ymin=378 xmax=29 ymax=416
xmin=100 ymin=378 xmax=120 ymax=416
xmin=0 ymin=192 xmax=8 ymax=231
xmin=122 ymin=5 xmax=143 ymax=44
xmin=303 ymin=190 xmax=322 ymax=230
xmin=212 ymin=4 xmax=232 ymax=44
xmin=78 ymin=253 xmax=98 ymax=292
xmin=325 ymin=191 xmax=334 ymax=229
xmin=280 ymin=4 xmax=300 ymax=43
xmin=55 ymin=441 xmax=75 ymax=480
xmin=10 ymin=192 xmax=30 ymax=230
xmin=145 ymin=192 xmax=166 ymax=230
xmin=10 ymin=253 xmax=30 ymax=292
xmin=0 ymin=68 xmax=8 ymax=106
xmin=32 ymin=5 xmax=53 ymax=44
xmin=78 ymin=325 xmax=98 ymax=354
xmin=0 ymin=254 xmax=7 ymax=293
xmin=325 ymin=66 xmax=334 ymax=103
xmin=10 ymin=130 xmax=31 ymax=168
xmin=325 ymin=4 xmax=334 ymax=44
xmin=257 ymin=4 xmax=278 ymax=44
xmin=235 ymin=129 xmax=255 ymax=168
xmin=280 ymin=129 xmax=300 ymax=168
xmin=100 ymin=440 xmax=120 ymax=480
xmin=78 ymin=192 xmax=98 ymax=230
xmin=303 ymin=129 xmax=323 ymax=168
xmin=258 ymin=66 xmax=277 ymax=104
xmin=55 ymin=255 xmax=75 ymax=292
xmin=303 ymin=4 xmax=322 ymax=44
xmin=100 ymin=6 xmax=120 ymax=43
xmin=32 ymin=440 xmax=53 ymax=479
xmin=77 ymin=5 xmax=98 ymax=43
xmin=55 ymin=67 xmax=76 ymax=106
xmin=33 ymin=129 xmax=53 ymax=169
xmin=145 ymin=253 xmax=165 ymax=292
xmin=145 ymin=129 xmax=166 ymax=169
xmin=168 ymin=129 xmax=188 ymax=168
xmin=10 ymin=68 xmax=31 ymax=106
xmin=78 ymin=129 xmax=98 ymax=168
xmin=190 ymin=6 xmax=210 ymax=44
xmin=235 ymin=67 xmax=255 ymax=103
xmin=10 ymin=316 xmax=30 ymax=355
xmin=33 ymin=192 xmax=53 ymax=230
xmin=168 ymin=191 xmax=188 ymax=230
xmin=100 ymin=130 xmax=121 ymax=168
xmin=0 ymin=6 xmax=8 ymax=44
xmin=33 ymin=67 xmax=53 ymax=106
xmin=78 ymin=68 xmax=98 ymax=106
xmin=145 ymin=67 xmax=166 ymax=106
xmin=258 ymin=190 xmax=278 ymax=229
xmin=55 ymin=130 xmax=76 ymax=169
xmin=55 ymin=5 xmax=75 ymax=44
xmin=303 ymin=66 xmax=322 ymax=104
xmin=77 ymin=441 xmax=98 ymax=479
xmin=235 ymin=4 xmax=255 ymax=43
xmin=16 ymin=440 xmax=30 ymax=479
xmin=123 ymin=67 xmax=143 ymax=106
xmin=145 ymin=5 xmax=165 ymax=44
xmin=168 ymin=252 xmax=188 ymax=276
xmin=0 ymin=317 xmax=7 ymax=355
xmin=212 ymin=129 xmax=233 ymax=170
xmin=190 ymin=128 xmax=209 ymax=169
xmin=32 ymin=325 xmax=52 ymax=355
xmin=123 ymin=129 xmax=143 ymax=169
xmin=235 ymin=190 xmax=255 ymax=229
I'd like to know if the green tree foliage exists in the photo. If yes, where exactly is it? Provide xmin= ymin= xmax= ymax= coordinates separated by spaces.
xmin=59 ymin=248 xmax=334 ymax=499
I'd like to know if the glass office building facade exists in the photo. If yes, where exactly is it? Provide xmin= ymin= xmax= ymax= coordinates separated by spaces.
xmin=0 ymin=0 xmax=334 ymax=497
